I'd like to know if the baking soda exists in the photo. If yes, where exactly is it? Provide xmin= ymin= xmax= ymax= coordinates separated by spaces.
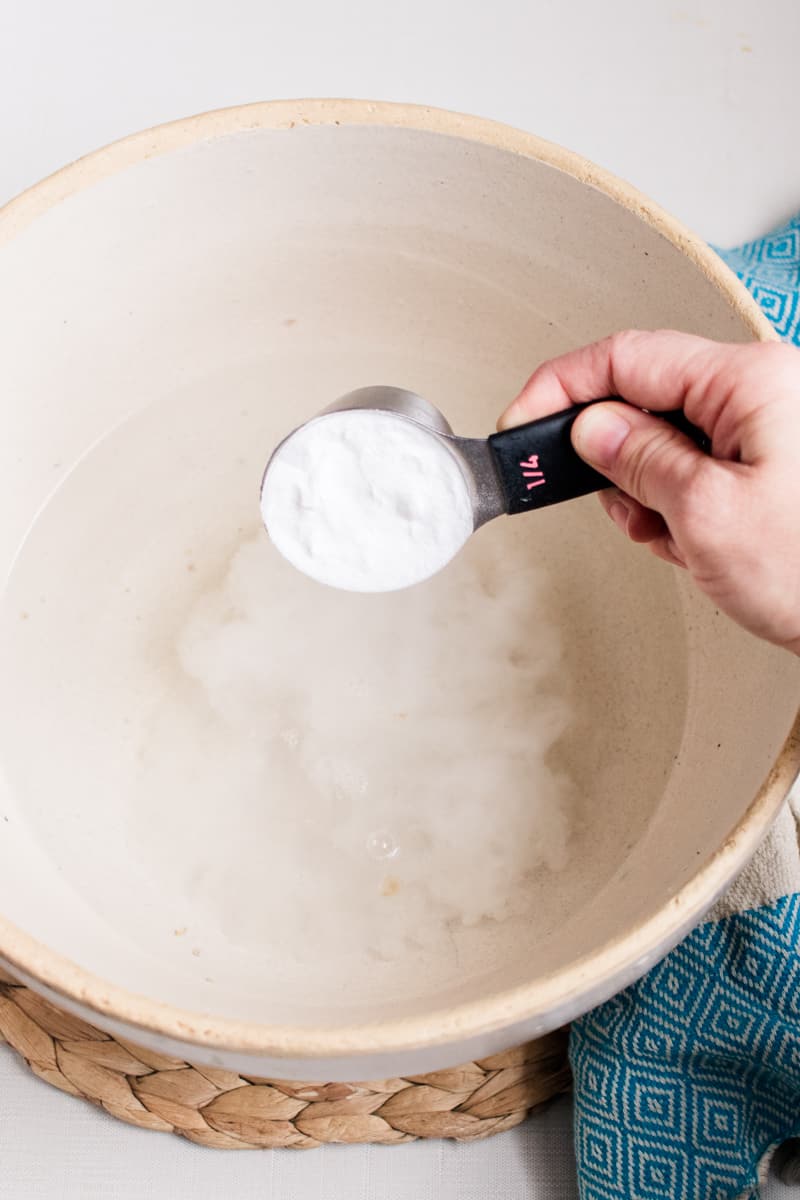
xmin=261 ymin=410 xmax=474 ymax=591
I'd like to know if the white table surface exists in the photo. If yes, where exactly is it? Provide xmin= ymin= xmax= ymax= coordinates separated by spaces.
xmin=1 ymin=1 xmax=799 ymax=1196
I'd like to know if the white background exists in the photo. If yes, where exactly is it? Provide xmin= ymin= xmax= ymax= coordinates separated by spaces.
xmin=1 ymin=0 xmax=799 ymax=1196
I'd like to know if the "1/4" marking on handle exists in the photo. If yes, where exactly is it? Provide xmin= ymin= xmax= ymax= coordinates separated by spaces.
xmin=520 ymin=454 xmax=546 ymax=490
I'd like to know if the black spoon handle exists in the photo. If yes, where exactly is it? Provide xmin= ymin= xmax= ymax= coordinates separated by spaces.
xmin=487 ymin=398 xmax=710 ymax=516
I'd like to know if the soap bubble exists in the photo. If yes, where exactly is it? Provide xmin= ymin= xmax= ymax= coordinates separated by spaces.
xmin=366 ymin=830 xmax=399 ymax=860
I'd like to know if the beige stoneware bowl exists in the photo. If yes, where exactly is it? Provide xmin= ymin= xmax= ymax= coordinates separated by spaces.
xmin=0 ymin=100 xmax=798 ymax=1083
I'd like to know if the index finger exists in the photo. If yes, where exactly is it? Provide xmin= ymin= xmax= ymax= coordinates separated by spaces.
xmin=497 ymin=329 xmax=725 ymax=431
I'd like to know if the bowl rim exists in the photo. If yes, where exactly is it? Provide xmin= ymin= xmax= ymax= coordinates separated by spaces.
xmin=1 ymin=97 xmax=798 ymax=1062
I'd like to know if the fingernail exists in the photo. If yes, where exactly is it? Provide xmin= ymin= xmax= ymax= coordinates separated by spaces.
xmin=608 ymin=500 xmax=629 ymax=533
xmin=496 ymin=404 xmax=520 ymax=432
xmin=573 ymin=407 xmax=631 ymax=469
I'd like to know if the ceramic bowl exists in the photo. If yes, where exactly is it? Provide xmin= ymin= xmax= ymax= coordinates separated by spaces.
xmin=0 ymin=100 xmax=797 ymax=1080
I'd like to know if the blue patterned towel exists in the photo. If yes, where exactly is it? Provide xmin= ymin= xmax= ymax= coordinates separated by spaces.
xmin=571 ymin=212 xmax=800 ymax=1200
xmin=716 ymin=214 xmax=800 ymax=346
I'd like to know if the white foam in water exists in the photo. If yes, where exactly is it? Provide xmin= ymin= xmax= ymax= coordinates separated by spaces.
xmin=0 ymin=383 xmax=576 ymax=988
xmin=174 ymin=536 xmax=572 ymax=961
xmin=261 ymin=410 xmax=475 ymax=592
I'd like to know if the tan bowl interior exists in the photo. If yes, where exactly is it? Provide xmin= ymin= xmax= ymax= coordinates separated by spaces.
xmin=0 ymin=102 xmax=797 ymax=1076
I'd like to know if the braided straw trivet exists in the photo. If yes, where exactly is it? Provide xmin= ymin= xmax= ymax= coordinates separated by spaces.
xmin=0 ymin=966 xmax=570 ymax=1148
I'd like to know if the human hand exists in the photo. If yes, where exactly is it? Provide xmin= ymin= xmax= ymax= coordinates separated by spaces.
xmin=498 ymin=330 xmax=800 ymax=654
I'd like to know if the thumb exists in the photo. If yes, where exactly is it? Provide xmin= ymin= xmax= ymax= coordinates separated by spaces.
xmin=570 ymin=401 xmax=709 ymax=519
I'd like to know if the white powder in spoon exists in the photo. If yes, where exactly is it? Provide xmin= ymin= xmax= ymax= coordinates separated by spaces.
xmin=260 ymin=410 xmax=475 ymax=592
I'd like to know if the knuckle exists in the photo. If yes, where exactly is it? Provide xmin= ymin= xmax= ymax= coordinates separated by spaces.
xmin=737 ymin=340 xmax=799 ymax=385
xmin=757 ymin=340 xmax=797 ymax=366
xmin=617 ymin=426 xmax=678 ymax=506
xmin=609 ymin=328 xmax=647 ymax=353
xmin=607 ymin=329 xmax=648 ymax=376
